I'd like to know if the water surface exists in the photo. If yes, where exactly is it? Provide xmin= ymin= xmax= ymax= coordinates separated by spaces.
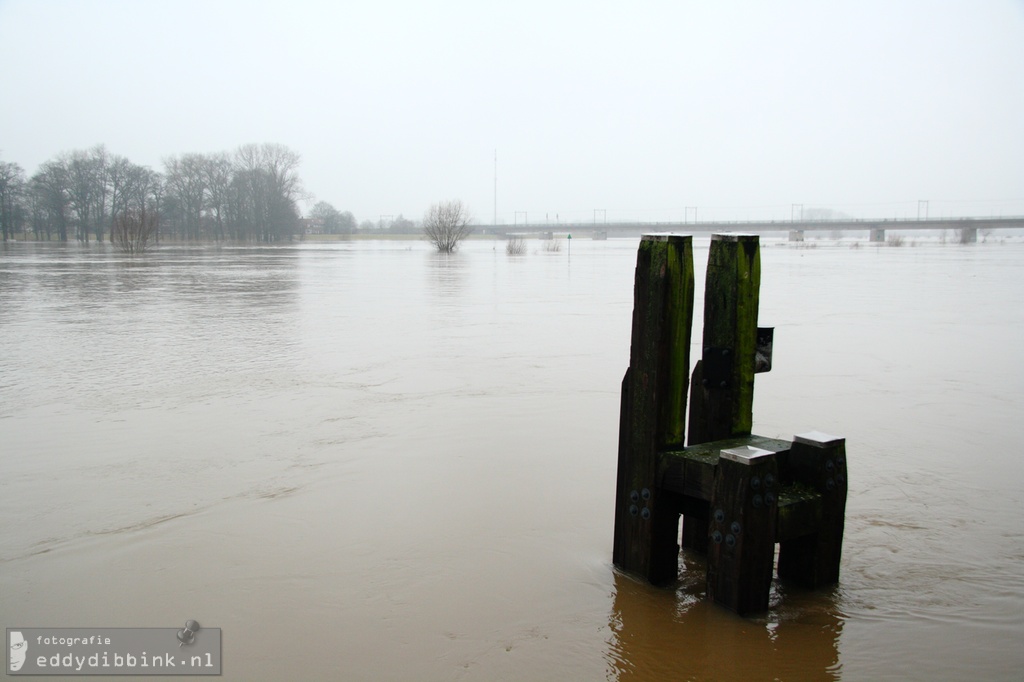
xmin=2 ymin=237 xmax=1022 ymax=680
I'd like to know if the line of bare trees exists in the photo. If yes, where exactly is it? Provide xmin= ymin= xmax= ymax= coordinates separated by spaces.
xmin=0 ymin=143 xmax=307 ymax=244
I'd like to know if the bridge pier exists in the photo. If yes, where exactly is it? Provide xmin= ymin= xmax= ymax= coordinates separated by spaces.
xmin=959 ymin=226 xmax=978 ymax=244
xmin=869 ymin=228 xmax=885 ymax=243
xmin=788 ymin=230 xmax=804 ymax=242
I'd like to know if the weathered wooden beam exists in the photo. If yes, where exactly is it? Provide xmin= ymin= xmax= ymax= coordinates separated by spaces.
xmin=659 ymin=435 xmax=792 ymax=502
xmin=706 ymin=445 xmax=780 ymax=615
xmin=775 ymin=485 xmax=824 ymax=542
xmin=660 ymin=437 xmax=827 ymax=544
xmin=683 ymin=233 xmax=761 ymax=552
xmin=688 ymin=233 xmax=761 ymax=446
xmin=613 ymin=234 xmax=695 ymax=585
xmin=777 ymin=431 xmax=847 ymax=587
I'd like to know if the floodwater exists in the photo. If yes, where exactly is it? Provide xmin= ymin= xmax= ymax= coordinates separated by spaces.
xmin=1 ymin=235 xmax=1023 ymax=681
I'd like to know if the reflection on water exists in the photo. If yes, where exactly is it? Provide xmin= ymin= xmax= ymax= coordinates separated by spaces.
xmin=2 ymin=237 xmax=1024 ymax=680
xmin=607 ymin=555 xmax=842 ymax=682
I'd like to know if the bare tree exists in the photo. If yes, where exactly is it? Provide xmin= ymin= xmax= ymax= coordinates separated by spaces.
xmin=423 ymin=200 xmax=471 ymax=253
xmin=390 ymin=214 xmax=416 ymax=234
xmin=65 ymin=147 xmax=107 ymax=243
xmin=0 ymin=159 xmax=26 ymax=241
xmin=31 ymin=160 xmax=72 ymax=241
xmin=338 ymin=210 xmax=357 ymax=234
xmin=310 ymin=200 xmax=343 ymax=234
xmin=234 ymin=143 xmax=305 ymax=241
xmin=105 ymin=154 xmax=131 ymax=243
xmin=163 ymin=153 xmax=207 ymax=241
xmin=112 ymin=205 xmax=158 ymax=254
xmin=506 ymin=235 xmax=527 ymax=255
xmin=203 ymin=152 xmax=233 ymax=241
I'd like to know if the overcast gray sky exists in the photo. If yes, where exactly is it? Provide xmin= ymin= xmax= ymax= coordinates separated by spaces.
xmin=1 ymin=0 xmax=1022 ymax=224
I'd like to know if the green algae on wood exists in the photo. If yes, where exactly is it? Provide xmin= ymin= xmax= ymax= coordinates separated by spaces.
xmin=688 ymin=233 xmax=761 ymax=446
xmin=613 ymin=234 xmax=694 ymax=584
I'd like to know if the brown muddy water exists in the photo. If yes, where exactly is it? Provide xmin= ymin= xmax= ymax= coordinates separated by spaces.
xmin=2 ymin=236 xmax=1023 ymax=681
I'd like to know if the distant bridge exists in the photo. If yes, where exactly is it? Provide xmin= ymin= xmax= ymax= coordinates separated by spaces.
xmin=473 ymin=216 xmax=1024 ymax=243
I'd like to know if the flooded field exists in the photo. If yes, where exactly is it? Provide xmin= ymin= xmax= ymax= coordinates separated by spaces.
xmin=2 ymin=236 xmax=1023 ymax=680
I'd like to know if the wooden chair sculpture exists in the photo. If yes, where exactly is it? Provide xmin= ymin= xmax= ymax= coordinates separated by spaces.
xmin=612 ymin=234 xmax=847 ymax=615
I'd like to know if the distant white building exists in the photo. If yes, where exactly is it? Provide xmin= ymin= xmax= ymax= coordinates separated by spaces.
xmin=299 ymin=217 xmax=325 ymax=235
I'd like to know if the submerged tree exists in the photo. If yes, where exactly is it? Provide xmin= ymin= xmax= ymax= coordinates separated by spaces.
xmin=233 ymin=143 xmax=304 ymax=242
xmin=423 ymin=199 xmax=471 ymax=253
xmin=0 ymin=159 xmax=26 ymax=241
xmin=30 ymin=160 xmax=72 ymax=241
xmin=112 ymin=205 xmax=158 ymax=254
xmin=506 ymin=235 xmax=527 ymax=255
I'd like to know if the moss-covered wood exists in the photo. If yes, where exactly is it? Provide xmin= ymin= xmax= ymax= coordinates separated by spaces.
xmin=775 ymin=484 xmax=824 ymax=542
xmin=613 ymin=234 xmax=694 ymax=584
xmin=659 ymin=435 xmax=791 ymax=503
xmin=777 ymin=433 xmax=847 ymax=587
xmin=659 ymin=438 xmax=828 ymax=544
xmin=682 ymin=233 xmax=761 ymax=553
xmin=688 ymin=233 xmax=761 ymax=446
